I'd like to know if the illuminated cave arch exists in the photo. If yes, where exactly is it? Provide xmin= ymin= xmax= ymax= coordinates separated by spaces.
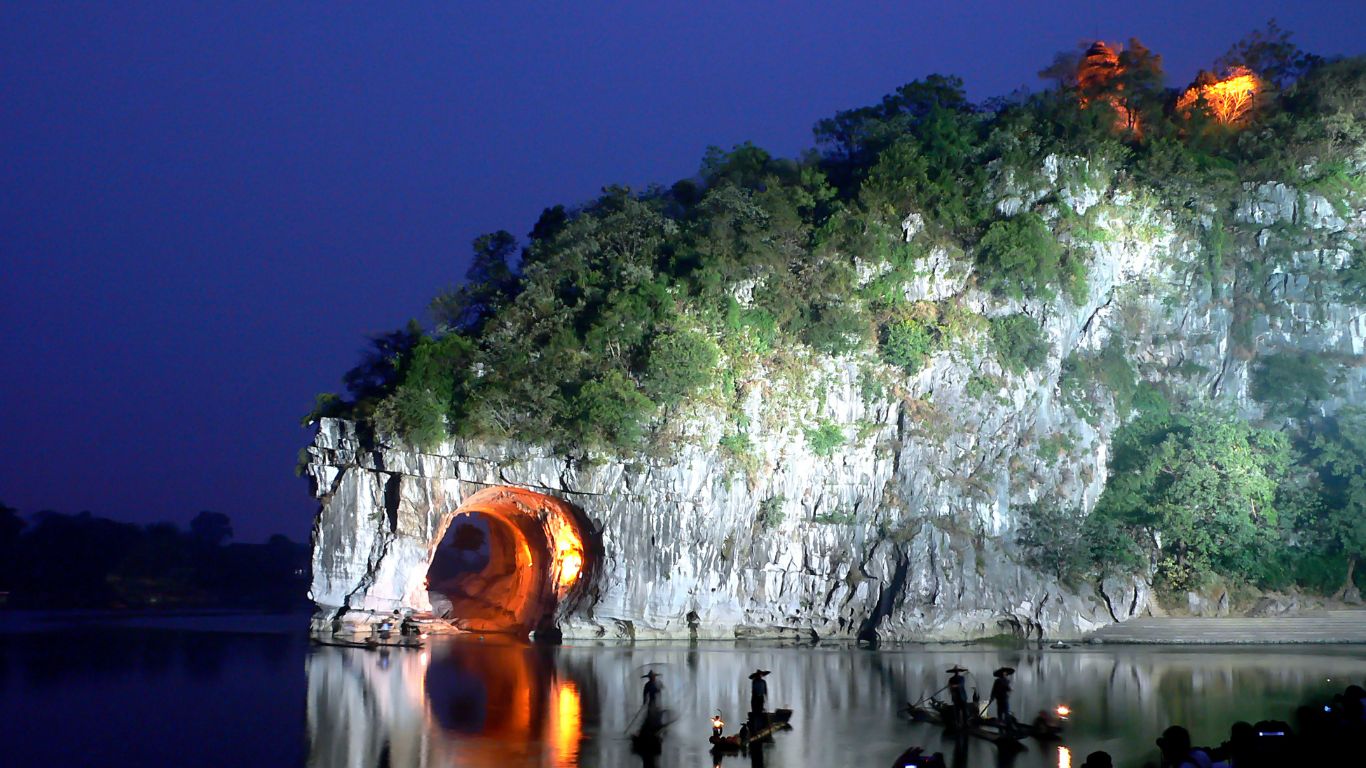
xmin=426 ymin=486 xmax=593 ymax=635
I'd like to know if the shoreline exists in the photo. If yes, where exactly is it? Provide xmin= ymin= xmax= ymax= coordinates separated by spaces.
xmin=1084 ymin=611 xmax=1366 ymax=645
xmin=7 ymin=608 xmax=1366 ymax=645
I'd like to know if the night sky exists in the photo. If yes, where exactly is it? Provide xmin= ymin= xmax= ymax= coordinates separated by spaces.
xmin=3 ymin=2 xmax=1364 ymax=542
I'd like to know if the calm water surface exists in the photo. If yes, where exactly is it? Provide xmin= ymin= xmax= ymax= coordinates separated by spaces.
xmin=2 ymin=613 xmax=1364 ymax=768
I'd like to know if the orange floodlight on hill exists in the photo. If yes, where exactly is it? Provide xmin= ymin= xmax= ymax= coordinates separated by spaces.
xmin=1077 ymin=41 xmax=1122 ymax=97
xmin=1177 ymin=67 xmax=1261 ymax=125
xmin=1077 ymin=41 xmax=1139 ymax=135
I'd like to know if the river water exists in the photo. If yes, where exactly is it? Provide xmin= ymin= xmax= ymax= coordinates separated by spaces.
xmin=2 ymin=613 xmax=1364 ymax=767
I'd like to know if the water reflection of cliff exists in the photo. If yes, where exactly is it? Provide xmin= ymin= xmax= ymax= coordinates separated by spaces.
xmin=306 ymin=638 xmax=584 ymax=768
xmin=307 ymin=640 xmax=1366 ymax=768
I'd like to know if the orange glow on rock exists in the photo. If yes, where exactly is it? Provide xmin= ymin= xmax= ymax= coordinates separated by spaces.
xmin=426 ymin=486 xmax=591 ymax=635
xmin=1177 ymin=67 xmax=1260 ymax=125
xmin=554 ymin=537 xmax=584 ymax=586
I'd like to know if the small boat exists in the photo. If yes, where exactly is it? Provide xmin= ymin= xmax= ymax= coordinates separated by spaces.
xmin=902 ymin=699 xmax=1050 ymax=747
xmin=708 ymin=709 xmax=793 ymax=752
xmin=963 ymin=722 xmax=1026 ymax=749
xmin=311 ymin=635 xmax=425 ymax=650
xmin=902 ymin=701 xmax=947 ymax=725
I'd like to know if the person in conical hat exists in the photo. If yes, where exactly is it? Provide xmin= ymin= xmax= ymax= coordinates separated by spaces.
xmin=749 ymin=669 xmax=769 ymax=714
xmin=990 ymin=667 xmax=1015 ymax=727
xmin=641 ymin=670 xmax=663 ymax=713
xmin=946 ymin=666 xmax=969 ymax=728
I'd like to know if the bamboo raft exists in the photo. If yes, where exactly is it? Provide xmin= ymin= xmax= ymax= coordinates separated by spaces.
xmin=902 ymin=700 xmax=1059 ymax=747
xmin=311 ymin=635 xmax=425 ymax=650
xmin=708 ymin=708 xmax=794 ymax=752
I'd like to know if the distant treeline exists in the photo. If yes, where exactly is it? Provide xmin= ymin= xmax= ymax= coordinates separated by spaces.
xmin=0 ymin=504 xmax=309 ymax=610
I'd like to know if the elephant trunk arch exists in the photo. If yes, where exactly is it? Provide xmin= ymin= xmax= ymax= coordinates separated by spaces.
xmin=425 ymin=486 xmax=594 ymax=635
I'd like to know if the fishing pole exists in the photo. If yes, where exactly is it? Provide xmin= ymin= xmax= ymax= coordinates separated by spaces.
xmin=908 ymin=683 xmax=949 ymax=710
xmin=623 ymin=702 xmax=646 ymax=736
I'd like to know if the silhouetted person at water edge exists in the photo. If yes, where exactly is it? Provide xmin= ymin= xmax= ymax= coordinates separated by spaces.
xmin=749 ymin=669 xmax=770 ymax=714
xmin=947 ymin=666 xmax=969 ymax=728
xmin=989 ymin=667 xmax=1014 ymax=726
xmin=642 ymin=670 xmax=663 ymax=714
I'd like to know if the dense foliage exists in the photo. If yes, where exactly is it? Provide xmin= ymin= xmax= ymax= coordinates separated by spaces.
xmin=315 ymin=25 xmax=1366 ymax=599
xmin=1020 ymin=408 xmax=1366 ymax=597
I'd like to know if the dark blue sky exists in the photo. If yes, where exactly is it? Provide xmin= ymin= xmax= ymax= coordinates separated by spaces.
xmin=3 ymin=2 xmax=1364 ymax=541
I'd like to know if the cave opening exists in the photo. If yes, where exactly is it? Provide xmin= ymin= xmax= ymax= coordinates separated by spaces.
xmin=425 ymin=487 xmax=589 ymax=636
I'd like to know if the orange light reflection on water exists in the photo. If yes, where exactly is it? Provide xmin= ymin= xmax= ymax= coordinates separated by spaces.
xmin=551 ymin=680 xmax=581 ymax=767
xmin=1059 ymin=745 xmax=1072 ymax=768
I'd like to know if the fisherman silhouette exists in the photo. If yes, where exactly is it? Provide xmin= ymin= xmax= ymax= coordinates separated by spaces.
xmin=990 ymin=667 xmax=1015 ymax=727
xmin=748 ymin=669 xmax=770 ymax=715
xmin=642 ymin=670 xmax=663 ymax=715
xmin=632 ymin=670 xmax=668 ymax=763
xmin=947 ymin=666 xmax=969 ymax=728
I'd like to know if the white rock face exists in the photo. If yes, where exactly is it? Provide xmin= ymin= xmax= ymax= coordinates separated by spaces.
xmin=304 ymin=162 xmax=1366 ymax=641
xmin=305 ymin=412 xmax=1140 ymax=641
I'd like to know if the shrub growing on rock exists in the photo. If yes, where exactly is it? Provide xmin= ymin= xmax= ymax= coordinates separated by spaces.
xmin=976 ymin=213 xmax=1083 ymax=301
xmin=643 ymin=329 xmax=721 ymax=407
xmin=989 ymin=314 xmax=1048 ymax=373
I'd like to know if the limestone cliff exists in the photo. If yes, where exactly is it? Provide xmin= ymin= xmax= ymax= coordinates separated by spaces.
xmin=304 ymin=157 xmax=1365 ymax=641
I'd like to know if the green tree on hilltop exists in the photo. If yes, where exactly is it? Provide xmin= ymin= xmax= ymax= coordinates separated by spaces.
xmin=1218 ymin=19 xmax=1319 ymax=90
xmin=432 ymin=230 xmax=521 ymax=333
